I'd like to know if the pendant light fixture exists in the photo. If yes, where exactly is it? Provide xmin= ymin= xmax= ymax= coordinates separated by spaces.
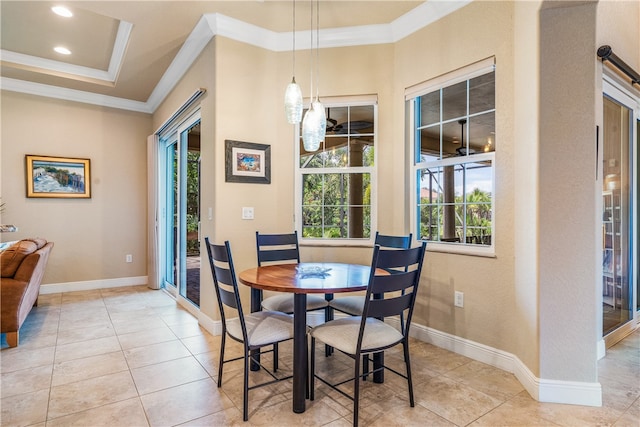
xmin=284 ymin=0 xmax=302 ymax=124
xmin=301 ymin=0 xmax=326 ymax=152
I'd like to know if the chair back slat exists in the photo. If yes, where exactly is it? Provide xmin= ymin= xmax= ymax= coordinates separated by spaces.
xmin=256 ymin=231 xmax=300 ymax=266
xmin=218 ymin=286 xmax=239 ymax=309
xmin=259 ymin=248 xmax=300 ymax=264
xmin=367 ymin=293 xmax=413 ymax=319
xmin=213 ymin=266 xmax=235 ymax=287
xmin=375 ymin=232 xmax=412 ymax=249
xmin=374 ymin=245 xmax=423 ymax=271
xmin=211 ymin=243 xmax=229 ymax=262
xmin=258 ymin=232 xmax=298 ymax=246
xmin=369 ymin=270 xmax=417 ymax=294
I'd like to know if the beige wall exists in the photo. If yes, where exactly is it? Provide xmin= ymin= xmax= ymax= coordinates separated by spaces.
xmin=394 ymin=0 xmax=519 ymax=357
xmin=1 ymin=92 xmax=152 ymax=285
xmin=209 ymin=37 xmax=288 ymax=313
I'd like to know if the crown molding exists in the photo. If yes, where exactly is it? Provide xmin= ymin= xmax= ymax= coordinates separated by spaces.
xmin=2 ymin=1 xmax=472 ymax=114
xmin=0 ymin=50 xmax=113 ymax=82
xmin=146 ymin=16 xmax=215 ymax=112
xmin=106 ymin=20 xmax=134 ymax=82
xmin=1 ymin=76 xmax=150 ymax=112
xmin=211 ymin=13 xmax=280 ymax=51
xmin=390 ymin=0 xmax=471 ymax=41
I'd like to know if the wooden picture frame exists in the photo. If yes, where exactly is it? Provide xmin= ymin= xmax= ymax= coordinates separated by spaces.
xmin=25 ymin=155 xmax=91 ymax=198
xmin=225 ymin=140 xmax=271 ymax=184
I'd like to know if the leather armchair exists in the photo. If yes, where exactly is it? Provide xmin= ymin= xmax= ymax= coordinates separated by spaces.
xmin=1 ymin=238 xmax=54 ymax=347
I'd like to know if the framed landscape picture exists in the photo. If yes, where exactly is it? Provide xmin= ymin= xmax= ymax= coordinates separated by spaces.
xmin=224 ymin=140 xmax=271 ymax=184
xmin=25 ymin=155 xmax=91 ymax=198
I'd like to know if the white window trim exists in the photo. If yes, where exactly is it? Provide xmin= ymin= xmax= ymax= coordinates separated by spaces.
xmin=295 ymin=96 xmax=378 ymax=246
xmin=407 ymin=61 xmax=497 ymax=257
xmin=405 ymin=56 xmax=495 ymax=100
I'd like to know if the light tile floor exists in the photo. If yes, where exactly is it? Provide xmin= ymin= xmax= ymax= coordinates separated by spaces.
xmin=1 ymin=285 xmax=638 ymax=426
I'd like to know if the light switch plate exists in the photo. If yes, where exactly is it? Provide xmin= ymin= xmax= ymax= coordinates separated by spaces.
xmin=242 ymin=207 xmax=254 ymax=220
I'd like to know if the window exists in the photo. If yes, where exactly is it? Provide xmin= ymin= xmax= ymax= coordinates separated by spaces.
xmin=296 ymin=98 xmax=377 ymax=243
xmin=408 ymin=60 xmax=495 ymax=253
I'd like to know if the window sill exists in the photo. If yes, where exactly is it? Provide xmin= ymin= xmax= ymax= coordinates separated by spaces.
xmin=426 ymin=241 xmax=496 ymax=258
xmin=299 ymin=239 xmax=374 ymax=248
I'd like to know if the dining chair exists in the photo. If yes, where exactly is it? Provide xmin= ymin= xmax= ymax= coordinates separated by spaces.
xmin=328 ymin=231 xmax=412 ymax=316
xmin=256 ymin=231 xmax=329 ymax=315
xmin=204 ymin=237 xmax=294 ymax=422
xmin=309 ymin=241 xmax=427 ymax=427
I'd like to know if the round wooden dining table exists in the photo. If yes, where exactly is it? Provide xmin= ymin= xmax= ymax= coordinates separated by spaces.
xmin=238 ymin=262 xmax=386 ymax=414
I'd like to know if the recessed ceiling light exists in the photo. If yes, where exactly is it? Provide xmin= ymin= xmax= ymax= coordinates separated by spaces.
xmin=54 ymin=46 xmax=71 ymax=55
xmin=52 ymin=6 xmax=73 ymax=18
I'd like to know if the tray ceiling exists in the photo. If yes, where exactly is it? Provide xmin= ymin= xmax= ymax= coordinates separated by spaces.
xmin=1 ymin=1 xmax=468 ymax=112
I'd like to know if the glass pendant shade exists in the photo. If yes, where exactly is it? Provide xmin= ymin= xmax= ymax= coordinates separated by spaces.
xmin=284 ymin=77 xmax=303 ymax=124
xmin=302 ymin=100 xmax=326 ymax=152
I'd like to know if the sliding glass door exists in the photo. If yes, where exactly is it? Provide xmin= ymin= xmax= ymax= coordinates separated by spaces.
xmin=602 ymin=78 xmax=638 ymax=342
xmin=160 ymin=111 xmax=201 ymax=307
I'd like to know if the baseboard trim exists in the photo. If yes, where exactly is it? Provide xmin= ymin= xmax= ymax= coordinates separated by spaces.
xmin=198 ymin=310 xmax=222 ymax=336
xmin=40 ymin=276 xmax=149 ymax=294
xmin=537 ymin=377 xmax=602 ymax=406
xmin=409 ymin=323 xmax=514 ymax=371
xmin=409 ymin=322 xmax=601 ymax=407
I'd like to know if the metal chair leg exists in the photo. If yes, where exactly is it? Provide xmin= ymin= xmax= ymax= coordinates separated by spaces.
xmin=243 ymin=350 xmax=249 ymax=421
xmin=310 ymin=337 xmax=316 ymax=401
xmin=403 ymin=340 xmax=415 ymax=407
xmin=362 ymin=355 xmax=369 ymax=381
xmin=273 ymin=342 xmax=279 ymax=372
xmin=353 ymin=352 xmax=361 ymax=427
xmin=217 ymin=333 xmax=226 ymax=387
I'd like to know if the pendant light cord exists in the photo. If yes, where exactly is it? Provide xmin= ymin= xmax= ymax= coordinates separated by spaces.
xmin=292 ymin=0 xmax=296 ymax=78
xmin=315 ymin=0 xmax=320 ymax=102
xmin=308 ymin=0 xmax=314 ymax=103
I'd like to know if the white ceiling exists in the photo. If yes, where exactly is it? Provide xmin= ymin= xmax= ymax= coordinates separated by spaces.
xmin=1 ymin=1 xmax=470 ymax=113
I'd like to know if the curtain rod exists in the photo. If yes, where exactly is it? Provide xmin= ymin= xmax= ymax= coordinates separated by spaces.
xmin=597 ymin=45 xmax=639 ymax=86
xmin=155 ymin=88 xmax=206 ymax=135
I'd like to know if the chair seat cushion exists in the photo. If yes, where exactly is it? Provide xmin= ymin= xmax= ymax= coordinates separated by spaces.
xmin=328 ymin=295 xmax=365 ymax=316
xmin=227 ymin=311 xmax=294 ymax=347
xmin=310 ymin=317 xmax=403 ymax=354
xmin=262 ymin=293 xmax=328 ymax=314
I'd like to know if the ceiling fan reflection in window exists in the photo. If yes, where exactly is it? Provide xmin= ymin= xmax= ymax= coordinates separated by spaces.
xmin=325 ymin=108 xmax=373 ymax=134
xmin=455 ymin=118 xmax=476 ymax=156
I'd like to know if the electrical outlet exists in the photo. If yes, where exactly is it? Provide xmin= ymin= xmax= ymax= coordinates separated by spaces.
xmin=126 ymin=254 xmax=133 ymax=263
xmin=454 ymin=291 xmax=464 ymax=308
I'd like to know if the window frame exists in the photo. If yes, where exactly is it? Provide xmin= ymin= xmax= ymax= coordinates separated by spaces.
xmin=407 ymin=59 xmax=496 ymax=257
xmin=295 ymin=96 xmax=378 ymax=246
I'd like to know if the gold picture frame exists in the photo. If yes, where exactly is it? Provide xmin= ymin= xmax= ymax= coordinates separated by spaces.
xmin=25 ymin=155 xmax=91 ymax=198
